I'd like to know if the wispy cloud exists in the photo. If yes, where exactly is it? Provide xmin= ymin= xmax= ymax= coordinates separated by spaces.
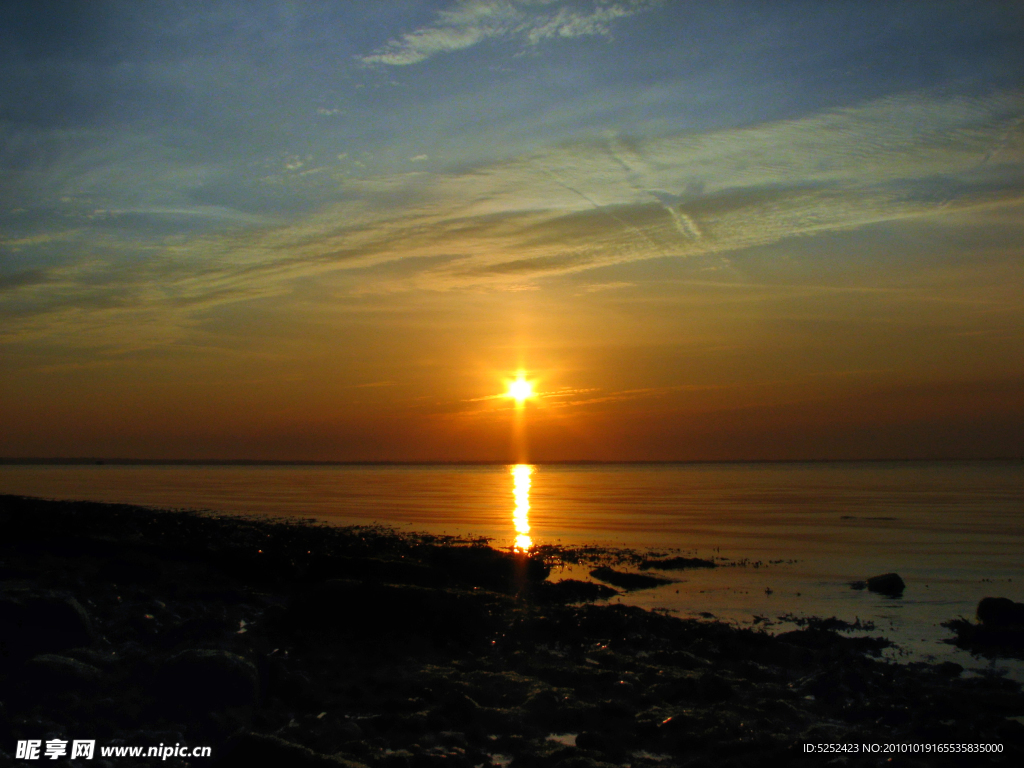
xmin=580 ymin=281 xmax=635 ymax=293
xmin=247 ymin=87 xmax=1023 ymax=291
xmin=358 ymin=0 xmax=660 ymax=66
xmin=0 ymin=269 xmax=53 ymax=293
xmin=2 ymin=88 xmax=1022 ymax=352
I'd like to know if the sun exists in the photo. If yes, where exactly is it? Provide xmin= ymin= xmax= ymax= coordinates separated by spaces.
xmin=505 ymin=373 xmax=535 ymax=404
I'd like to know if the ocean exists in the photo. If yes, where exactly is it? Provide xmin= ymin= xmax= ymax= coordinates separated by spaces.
xmin=2 ymin=460 xmax=1022 ymax=676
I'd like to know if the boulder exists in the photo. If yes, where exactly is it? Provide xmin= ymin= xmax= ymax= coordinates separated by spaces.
xmin=156 ymin=649 xmax=258 ymax=712
xmin=10 ymin=654 xmax=103 ymax=705
xmin=935 ymin=661 xmax=964 ymax=678
xmin=425 ymin=544 xmax=550 ymax=591
xmin=976 ymin=597 xmax=1024 ymax=628
xmin=866 ymin=573 xmax=905 ymax=596
xmin=285 ymin=580 xmax=505 ymax=645
xmin=942 ymin=599 xmax=1024 ymax=655
xmin=575 ymin=729 xmax=628 ymax=760
xmin=24 ymin=654 xmax=103 ymax=688
xmin=0 ymin=588 xmax=95 ymax=661
xmin=536 ymin=579 xmax=618 ymax=603
xmin=97 ymin=553 xmax=165 ymax=585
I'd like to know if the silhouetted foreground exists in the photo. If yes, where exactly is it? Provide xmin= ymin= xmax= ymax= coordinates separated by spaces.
xmin=944 ymin=598 xmax=1024 ymax=661
xmin=1 ymin=495 xmax=1022 ymax=767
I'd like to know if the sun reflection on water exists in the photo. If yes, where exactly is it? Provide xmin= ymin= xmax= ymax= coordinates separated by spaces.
xmin=511 ymin=464 xmax=533 ymax=552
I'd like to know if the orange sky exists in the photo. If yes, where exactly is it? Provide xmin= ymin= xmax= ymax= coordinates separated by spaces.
xmin=4 ymin=206 xmax=1022 ymax=461
xmin=1 ymin=3 xmax=1022 ymax=461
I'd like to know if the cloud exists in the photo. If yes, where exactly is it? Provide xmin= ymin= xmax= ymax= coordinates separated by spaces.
xmin=358 ymin=0 xmax=660 ymax=66
xmin=538 ymin=385 xmax=713 ymax=410
xmin=0 ymin=269 xmax=52 ymax=292
xmin=580 ymin=281 xmax=634 ymax=293
xmin=2 ymin=88 xmax=1022 ymax=352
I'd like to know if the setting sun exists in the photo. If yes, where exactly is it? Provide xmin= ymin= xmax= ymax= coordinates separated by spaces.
xmin=2 ymin=3 xmax=1022 ymax=763
xmin=505 ymin=374 xmax=535 ymax=404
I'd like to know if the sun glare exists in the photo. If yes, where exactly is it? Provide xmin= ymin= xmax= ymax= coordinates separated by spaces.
xmin=505 ymin=373 xmax=535 ymax=404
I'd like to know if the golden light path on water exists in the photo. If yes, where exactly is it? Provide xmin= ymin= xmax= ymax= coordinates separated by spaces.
xmin=511 ymin=464 xmax=533 ymax=552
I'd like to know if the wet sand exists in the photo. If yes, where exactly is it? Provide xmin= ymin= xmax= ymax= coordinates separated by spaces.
xmin=1 ymin=494 xmax=1022 ymax=767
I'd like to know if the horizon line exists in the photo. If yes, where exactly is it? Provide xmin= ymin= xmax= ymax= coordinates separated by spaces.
xmin=1 ymin=457 xmax=1021 ymax=467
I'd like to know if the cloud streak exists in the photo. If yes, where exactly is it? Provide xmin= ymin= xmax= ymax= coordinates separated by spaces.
xmin=2 ymin=88 xmax=1022 ymax=351
xmin=357 ymin=0 xmax=660 ymax=66
xmin=262 ymin=87 xmax=1024 ymax=289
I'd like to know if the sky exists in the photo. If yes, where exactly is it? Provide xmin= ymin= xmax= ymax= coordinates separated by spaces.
xmin=1 ymin=0 xmax=1022 ymax=462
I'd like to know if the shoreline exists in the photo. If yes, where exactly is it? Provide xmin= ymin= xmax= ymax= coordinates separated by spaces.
xmin=2 ymin=494 xmax=1022 ymax=767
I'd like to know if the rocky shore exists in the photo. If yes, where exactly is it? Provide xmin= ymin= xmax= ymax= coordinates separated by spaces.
xmin=1 ymin=494 xmax=1023 ymax=767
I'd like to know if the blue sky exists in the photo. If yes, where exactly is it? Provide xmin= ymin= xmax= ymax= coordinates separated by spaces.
xmin=1 ymin=1 xmax=1022 ymax=460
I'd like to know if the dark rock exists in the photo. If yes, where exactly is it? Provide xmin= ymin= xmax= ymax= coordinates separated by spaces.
xmin=217 ymin=731 xmax=370 ymax=767
xmin=424 ymin=544 xmax=550 ymax=592
xmin=63 ymin=646 xmax=120 ymax=669
xmin=285 ymin=580 xmax=505 ymax=646
xmin=554 ymin=756 xmax=618 ymax=768
xmin=849 ymin=581 xmax=866 ymax=590
xmin=943 ymin=599 xmax=1024 ymax=656
xmin=307 ymin=555 xmax=441 ymax=587
xmin=639 ymin=557 xmax=716 ymax=571
xmin=439 ymin=690 xmax=483 ymax=723
xmin=21 ymin=654 xmax=103 ymax=694
xmin=156 ymin=649 xmax=258 ymax=713
xmin=655 ymin=710 xmax=698 ymax=745
xmin=337 ymin=719 xmax=364 ymax=741
xmin=575 ymin=729 xmax=628 ymax=760
xmin=378 ymin=749 xmax=413 ymax=768
xmin=696 ymin=671 xmax=733 ymax=702
xmin=7 ymin=493 xmax=1024 ymax=768
xmin=650 ymin=649 xmax=710 ymax=670
xmin=589 ymin=567 xmax=671 ymax=591
xmin=536 ymin=579 xmax=618 ymax=603
xmin=977 ymin=597 xmax=1024 ymax=628
xmin=97 ymin=553 xmax=164 ymax=585
xmin=437 ymin=731 xmax=468 ymax=748
xmin=866 ymin=573 xmax=905 ymax=595
xmin=0 ymin=588 xmax=95 ymax=661
xmin=524 ymin=689 xmax=591 ymax=730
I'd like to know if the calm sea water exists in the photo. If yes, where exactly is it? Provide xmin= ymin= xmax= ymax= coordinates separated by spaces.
xmin=2 ymin=461 xmax=1022 ymax=675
